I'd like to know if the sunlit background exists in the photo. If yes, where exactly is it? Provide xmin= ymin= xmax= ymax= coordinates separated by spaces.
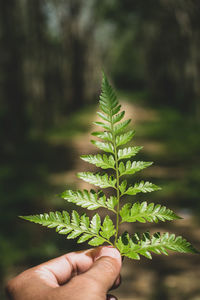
xmin=0 ymin=1 xmax=200 ymax=299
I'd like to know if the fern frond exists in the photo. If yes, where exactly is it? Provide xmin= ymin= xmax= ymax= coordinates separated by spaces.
xmin=119 ymin=161 xmax=153 ymax=176
xmin=106 ymin=196 xmax=118 ymax=211
xmin=100 ymin=73 xmax=120 ymax=116
xmin=100 ymin=215 xmax=116 ymax=239
xmin=113 ymin=119 xmax=131 ymax=135
xmin=116 ymin=232 xmax=198 ymax=260
xmin=91 ymin=131 xmax=113 ymax=142
xmin=77 ymin=172 xmax=116 ymax=189
xmin=20 ymin=211 xmax=115 ymax=247
xmin=91 ymin=140 xmax=114 ymax=154
xmin=119 ymin=180 xmax=128 ymax=194
xmin=93 ymin=121 xmax=111 ymax=131
xmin=96 ymin=111 xmax=110 ymax=122
xmin=80 ymin=154 xmax=115 ymax=170
xmin=118 ymin=146 xmax=143 ymax=160
xmin=90 ymin=213 xmax=101 ymax=233
xmin=61 ymin=189 xmax=117 ymax=212
xmin=116 ymin=130 xmax=135 ymax=147
xmin=113 ymin=111 xmax=125 ymax=124
xmin=120 ymin=202 xmax=181 ymax=223
xmin=124 ymin=181 xmax=161 ymax=195
xmin=20 ymin=73 xmax=198 ymax=263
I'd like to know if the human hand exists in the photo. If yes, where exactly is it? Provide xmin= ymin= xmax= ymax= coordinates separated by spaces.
xmin=6 ymin=246 xmax=122 ymax=300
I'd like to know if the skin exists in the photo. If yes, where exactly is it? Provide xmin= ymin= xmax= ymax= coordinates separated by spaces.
xmin=6 ymin=246 xmax=122 ymax=300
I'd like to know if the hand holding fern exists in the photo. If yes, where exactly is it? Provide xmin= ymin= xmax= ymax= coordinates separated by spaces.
xmin=6 ymin=246 xmax=122 ymax=300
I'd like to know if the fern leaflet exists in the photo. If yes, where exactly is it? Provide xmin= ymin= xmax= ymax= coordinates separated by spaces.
xmin=120 ymin=202 xmax=181 ymax=223
xmin=20 ymin=211 xmax=115 ymax=246
xmin=116 ymin=232 xmax=198 ymax=260
xmin=61 ymin=189 xmax=117 ymax=212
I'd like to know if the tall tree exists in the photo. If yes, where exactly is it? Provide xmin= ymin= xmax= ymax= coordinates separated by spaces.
xmin=0 ymin=0 xmax=28 ymax=152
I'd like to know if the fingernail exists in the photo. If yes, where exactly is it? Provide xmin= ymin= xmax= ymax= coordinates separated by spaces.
xmin=107 ymin=295 xmax=117 ymax=300
xmin=114 ymin=274 xmax=121 ymax=287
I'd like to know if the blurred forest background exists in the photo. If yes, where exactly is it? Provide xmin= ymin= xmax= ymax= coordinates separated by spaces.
xmin=0 ymin=0 xmax=200 ymax=299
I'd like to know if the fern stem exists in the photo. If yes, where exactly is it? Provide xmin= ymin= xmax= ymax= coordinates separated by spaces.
xmin=110 ymin=116 xmax=120 ymax=246
xmin=114 ymin=167 xmax=120 ymax=246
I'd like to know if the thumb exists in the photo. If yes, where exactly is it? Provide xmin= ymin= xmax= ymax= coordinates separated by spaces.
xmin=82 ymin=247 xmax=122 ymax=293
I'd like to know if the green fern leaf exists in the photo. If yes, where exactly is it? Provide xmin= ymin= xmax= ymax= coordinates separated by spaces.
xmin=71 ymin=210 xmax=80 ymax=226
xmin=119 ymin=161 xmax=153 ymax=176
xmin=21 ymin=211 xmax=115 ymax=246
xmin=80 ymin=214 xmax=90 ymax=231
xmin=124 ymin=181 xmax=161 ymax=195
xmin=96 ymin=111 xmax=110 ymax=122
xmin=77 ymin=233 xmax=93 ymax=243
xmin=20 ymin=211 xmax=69 ymax=230
xmin=88 ymin=236 xmax=106 ymax=246
xmin=116 ymin=232 xmax=198 ymax=260
xmin=113 ymin=111 xmax=125 ymax=124
xmin=62 ymin=211 xmax=71 ymax=225
xmin=61 ymin=189 xmax=117 ymax=212
xmin=120 ymin=202 xmax=181 ymax=223
xmin=91 ymin=140 xmax=114 ymax=153
xmin=113 ymin=119 xmax=131 ymax=135
xmin=100 ymin=74 xmax=119 ymax=115
xmin=90 ymin=213 xmax=101 ymax=234
xmin=77 ymin=172 xmax=116 ymax=189
xmin=93 ymin=121 xmax=111 ymax=131
xmin=112 ymin=105 xmax=121 ymax=115
xmin=106 ymin=196 xmax=118 ymax=211
xmin=80 ymin=154 xmax=115 ymax=170
xmin=67 ymin=229 xmax=82 ymax=239
xmin=118 ymin=146 xmax=143 ymax=160
xmin=100 ymin=215 xmax=116 ymax=239
xmin=116 ymin=130 xmax=135 ymax=147
xmin=119 ymin=180 xmax=128 ymax=194
xmin=91 ymin=131 xmax=113 ymax=142
xmin=116 ymin=233 xmax=140 ymax=260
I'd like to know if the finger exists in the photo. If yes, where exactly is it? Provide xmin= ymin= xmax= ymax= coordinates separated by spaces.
xmin=80 ymin=246 xmax=122 ymax=293
xmin=33 ymin=246 xmax=117 ymax=287
xmin=34 ymin=249 xmax=95 ymax=286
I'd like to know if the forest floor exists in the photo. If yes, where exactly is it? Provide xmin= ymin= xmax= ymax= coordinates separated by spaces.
xmin=49 ymin=100 xmax=200 ymax=300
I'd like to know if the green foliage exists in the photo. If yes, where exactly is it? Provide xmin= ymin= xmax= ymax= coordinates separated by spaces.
xmin=120 ymin=202 xmax=181 ymax=223
xmin=77 ymin=172 xmax=116 ymax=188
xmin=21 ymin=211 xmax=115 ymax=246
xmin=61 ymin=190 xmax=117 ymax=212
xmin=123 ymin=181 xmax=161 ymax=196
xmin=118 ymin=146 xmax=143 ymax=160
xmin=116 ymin=232 xmax=198 ymax=260
xmin=118 ymin=161 xmax=153 ymax=176
xmin=21 ymin=74 xmax=198 ymax=260
xmin=80 ymin=154 xmax=115 ymax=169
